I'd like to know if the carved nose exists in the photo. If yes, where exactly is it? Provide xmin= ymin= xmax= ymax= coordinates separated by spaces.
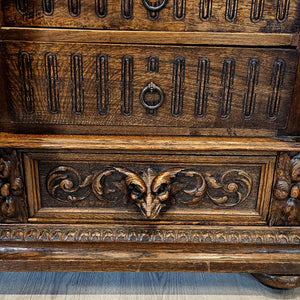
xmin=142 ymin=193 xmax=155 ymax=218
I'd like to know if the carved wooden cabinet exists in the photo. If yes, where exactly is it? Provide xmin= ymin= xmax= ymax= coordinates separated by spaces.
xmin=0 ymin=0 xmax=300 ymax=289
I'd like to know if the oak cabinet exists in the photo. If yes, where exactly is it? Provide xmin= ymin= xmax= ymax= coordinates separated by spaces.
xmin=0 ymin=0 xmax=299 ymax=289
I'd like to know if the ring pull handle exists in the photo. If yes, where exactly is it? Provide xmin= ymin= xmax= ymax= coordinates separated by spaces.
xmin=142 ymin=0 xmax=168 ymax=12
xmin=140 ymin=82 xmax=164 ymax=110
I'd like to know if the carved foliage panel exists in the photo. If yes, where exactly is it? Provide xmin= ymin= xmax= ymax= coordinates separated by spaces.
xmin=2 ymin=0 xmax=300 ymax=33
xmin=22 ymin=152 xmax=275 ymax=224
xmin=4 ymin=42 xmax=298 ymax=131
xmin=269 ymin=152 xmax=300 ymax=226
xmin=0 ymin=149 xmax=27 ymax=223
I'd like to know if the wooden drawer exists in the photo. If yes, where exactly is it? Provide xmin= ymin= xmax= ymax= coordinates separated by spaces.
xmin=22 ymin=150 xmax=275 ymax=225
xmin=2 ymin=0 xmax=300 ymax=33
xmin=2 ymin=42 xmax=298 ymax=135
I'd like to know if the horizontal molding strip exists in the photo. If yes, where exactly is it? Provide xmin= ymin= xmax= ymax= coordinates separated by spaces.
xmin=0 ymin=133 xmax=299 ymax=151
xmin=0 ymin=238 xmax=299 ymax=272
xmin=0 ymin=27 xmax=298 ymax=47
xmin=0 ymin=224 xmax=300 ymax=244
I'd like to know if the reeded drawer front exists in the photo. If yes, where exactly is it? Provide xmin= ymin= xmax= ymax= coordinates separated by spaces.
xmin=23 ymin=151 xmax=275 ymax=225
xmin=3 ymin=42 xmax=298 ymax=133
xmin=2 ymin=0 xmax=300 ymax=33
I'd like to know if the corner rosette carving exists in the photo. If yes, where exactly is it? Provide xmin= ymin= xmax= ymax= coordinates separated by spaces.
xmin=269 ymin=153 xmax=300 ymax=226
xmin=47 ymin=166 xmax=253 ymax=219
xmin=0 ymin=150 xmax=27 ymax=222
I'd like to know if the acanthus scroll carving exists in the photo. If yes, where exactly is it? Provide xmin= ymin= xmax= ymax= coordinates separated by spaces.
xmin=269 ymin=153 xmax=300 ymax=226
xmin=0 ymin=150 xmax=27 ymax=223
xmin=47 ymin=166 xmax=253 ymax=219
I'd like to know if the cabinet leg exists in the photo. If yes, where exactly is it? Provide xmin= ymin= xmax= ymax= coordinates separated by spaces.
xmin=252 ymin=274 xmax=300 ymax=289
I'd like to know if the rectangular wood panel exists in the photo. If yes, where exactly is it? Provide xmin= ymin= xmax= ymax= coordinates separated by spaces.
xmin=2 ymin=42 xmax=298 ymax=134
xmin=23 ymin=151 xmax=275 ymax=225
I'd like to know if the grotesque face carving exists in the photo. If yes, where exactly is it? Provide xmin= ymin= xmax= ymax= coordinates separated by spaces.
xmin=115 ymin=168 xmax=184 ymax=219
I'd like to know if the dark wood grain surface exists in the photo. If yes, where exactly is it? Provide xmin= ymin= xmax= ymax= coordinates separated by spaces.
xmin=2 ymin=0 xmax=300 ymax=33
xmin=1 ymin=42 xmax=297 ymax=135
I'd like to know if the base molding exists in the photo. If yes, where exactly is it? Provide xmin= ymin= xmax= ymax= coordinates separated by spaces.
xmin=252 ymin=274 xmax=300 ymax=289
xmin=0 ymin=241 xmax=300 ymax=274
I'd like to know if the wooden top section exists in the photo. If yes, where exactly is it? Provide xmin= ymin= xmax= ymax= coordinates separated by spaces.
xmin=0 ymin=133 xmax=299 ymax=151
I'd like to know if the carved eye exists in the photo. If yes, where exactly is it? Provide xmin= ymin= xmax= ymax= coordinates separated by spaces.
xmin=156 ymin=183 xmax=169 ymax=195
xmin=128 ymin=183 xmax=144 ymax=199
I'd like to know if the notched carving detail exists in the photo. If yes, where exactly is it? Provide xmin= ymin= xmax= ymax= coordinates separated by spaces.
xmin=219 ymin=58 xmax=235 ymax=119
xmin=171 ymin=56 xmax=185 ymax=118
xmin=173 ymin=0 xmax=186 ymax=21
xmin=146 ymin=56 xmax=159 ymax=117
xmin=269 ymin=153 xmax=300 ymax=226
xmin=243 ymin=58 xmax=260 ymax=120
xmin=46 ymin=166 xmax=253 ymax=219
xmin=195 ymin=58 xmax=210 ymax=118
xmin=250 ymin=0 xmax=264 ymax=23
xmin=95 ymin=0 xmax=107 ymax=18
xmin=45 ymin=53 xmax=59 ymax=114
xmin=42 ymin=0 xmax=54 ymax=16
xmin=276 ymin=0 xmax=290 ymax=23
xmin=267 ymin=59 xmax=285 ymax=120
xmin=0 ymin=150 xmax=27 ymax=223
xmin=147 ymin=56 xmax=159 ymax=73
xmin=68 ymin=0 xmax=81 ymax=17
xmin=96 ymin=54 xmax=109 ymax=116
xmin=225 ymin=0 xmax=239 ymax=23
xmin=121 ymin=55 xmax=133 ymax=117
xmin=199 ymin=0 xmax=212 ymax=22
xmin=16 ymin=0 xmax=28 ymax=14
xmin=121 ymin=0 xmax=133 ymax=20
xmin=18 ymin=51 xmax=35 ymax=114
xmin=70 ymin=53 xmax=84 ymax=115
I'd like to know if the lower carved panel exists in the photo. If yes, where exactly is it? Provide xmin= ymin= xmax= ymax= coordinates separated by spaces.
xmin=46 ymin=166 xmax=253 ymax=219
xmin=23 ymin=151 xmax=274 ymax=225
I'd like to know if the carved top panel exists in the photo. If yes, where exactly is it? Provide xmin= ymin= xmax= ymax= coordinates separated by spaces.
xmin=2 ymin=0 xmax=300 ymax=33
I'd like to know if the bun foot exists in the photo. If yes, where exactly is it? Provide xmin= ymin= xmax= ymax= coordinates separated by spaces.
xmin=252 ymin=274 xmax=300 ymax=289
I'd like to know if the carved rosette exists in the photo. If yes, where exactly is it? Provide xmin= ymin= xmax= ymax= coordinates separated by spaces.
xmin=0 ymin=150 xmax=27 ymax=223
xmin=47 ymin=166 xmax=253 ymax=219
xmin=269 ymin=153 xmax=300 ymax=226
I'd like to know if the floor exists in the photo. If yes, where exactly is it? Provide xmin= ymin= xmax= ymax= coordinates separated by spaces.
xmin=0 ymin=273 xmax=299 ymax=300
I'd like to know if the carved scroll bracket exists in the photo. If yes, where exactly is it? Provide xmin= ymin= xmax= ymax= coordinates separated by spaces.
xmin=47 ymin=166 xmax=253 ymax=219
xmin=269 ymin=153 xmax=300 ymax=226
xmin=0 ymin=150 xmax=27 ymax=223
